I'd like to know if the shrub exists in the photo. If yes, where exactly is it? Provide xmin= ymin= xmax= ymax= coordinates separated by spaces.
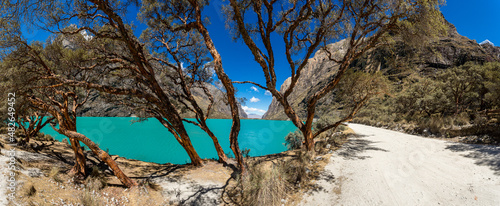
xmin=86 ymin=166 xmax=107 ymax=191
xmin=239 ymin=164 xmax=288 ymax=206
xmin=230 ymin=151 xmax=311 ymax=206
xmin=280 ymin=150 xmax=310 ymax=186
xmin=285 ymin=130 xmax=303 ymax=150
xmin=49 ymin=167 xmax=63 ymax=183
xmin=242 ymin=148 xmax=251 ymax=158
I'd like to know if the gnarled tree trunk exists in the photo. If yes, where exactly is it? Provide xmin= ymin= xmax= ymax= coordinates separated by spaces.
xmin=202 ymin=126 xmax=228 ymax=164
xmin=189 ymin=0 xmax=246 ymax=173
xmin=62 ymin=129 xmax=137 ymax=188
xmin=68 ymin=137 xmax=86 ymax=176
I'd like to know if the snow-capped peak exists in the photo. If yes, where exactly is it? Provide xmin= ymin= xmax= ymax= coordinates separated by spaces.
xmin=479 ymin=39 xmax=494 ymax=46
xmin=80 ymin=30 xmax=93 ymax=41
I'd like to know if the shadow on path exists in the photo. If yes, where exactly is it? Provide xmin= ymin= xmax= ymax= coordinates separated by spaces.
xmin=445 ymin=143 xmax=500 ymax=176
xmin=337 ymin=134 xmax=389 ymax=160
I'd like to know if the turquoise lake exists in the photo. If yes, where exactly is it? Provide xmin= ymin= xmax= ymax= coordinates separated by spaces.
xmin=39 ymin=117 xmax=297 ymax=164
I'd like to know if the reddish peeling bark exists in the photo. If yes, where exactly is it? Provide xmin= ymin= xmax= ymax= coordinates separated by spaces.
xmin=68 ymin=137 xmax=86 ymax=177
xmin=86 ymin=0 xmax=207 ymax=166
xmin=188 ymin=0 xmax=246 ymax=173
xmin=28 ymin=92 xmax=138 ymax=188
xmin=62 ymin=129 xmax=137 ymax=188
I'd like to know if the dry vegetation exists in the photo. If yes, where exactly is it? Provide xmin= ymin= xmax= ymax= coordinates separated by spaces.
xmin=221 ymin=128 xmax=352 ymax=206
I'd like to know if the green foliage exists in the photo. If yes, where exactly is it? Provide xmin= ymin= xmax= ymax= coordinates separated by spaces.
xmin=284 ymin=129 xmax=303 ymax=150
xmin=395 ymin=0 xmax=448 ymax=48
xmin=357 ymin=61 xmax=500 ymax=137
xmin=439 ymin=62 xmax=484 ymax=114
xmin=482 ymin=62 xmax=500 ymax=108
xmin=395 ymin=76 xmax=450 ymax=117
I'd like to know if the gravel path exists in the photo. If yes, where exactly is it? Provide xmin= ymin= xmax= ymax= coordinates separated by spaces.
xmin=301 ymin=123 xmax=500 ymax=206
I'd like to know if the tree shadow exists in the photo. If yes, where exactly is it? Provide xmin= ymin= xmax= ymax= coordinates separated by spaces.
xmin=445 ymin=143 xmax=500 ymax=176
xmin=137 ymin=164 xmax=185 ymax=179
xmin=337 ymin=134 xmax=389 ymax=160
xmin=179 ymin=178 xmax=231 ymax=206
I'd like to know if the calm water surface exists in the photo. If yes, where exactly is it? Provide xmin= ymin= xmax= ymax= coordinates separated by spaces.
xmin=40 ymin=117 xmax=296 ymax=164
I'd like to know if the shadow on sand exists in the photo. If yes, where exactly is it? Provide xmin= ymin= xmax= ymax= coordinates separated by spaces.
xmin=337 ymin=134 xmax=389 ymax=160
xmin=445 ymin=143 xmax=500 ymax=176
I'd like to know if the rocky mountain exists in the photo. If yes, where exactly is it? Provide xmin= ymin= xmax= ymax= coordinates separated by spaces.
xmin=263 ymin=20 xmax=500 ymax=120
xmin=59 ymin=31 xmax=247 ymax=119
xmin=78 ymin=83 xmax=248 ymax=118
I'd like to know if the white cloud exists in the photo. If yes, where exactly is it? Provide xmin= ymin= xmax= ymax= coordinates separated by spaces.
xmin=250 ymin=86 xmax=259 ymax=92
xmin=242 ymin=106 xmax=267 ymax=114
xmin=264 ymin=90 xmax=272 ymax=96
xmin=250 ymin=96 xmax=260 ymax=103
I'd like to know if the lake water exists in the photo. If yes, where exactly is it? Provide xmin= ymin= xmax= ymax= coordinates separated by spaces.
xmin=40 ymin=117 xmax=297 ymax=164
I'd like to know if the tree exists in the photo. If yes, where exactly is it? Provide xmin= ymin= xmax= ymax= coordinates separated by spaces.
xmin=15 ymin=104 xmax=55 ymax=144
xmin=224 ymin=0 xmax=445 ymax=151
xmin=394 ymin=76 xmax=450 ymax=117
xmin=2 ymin=0 xmax=249 ymax=169
xmin=481 ymin=62 xmax=500 ymax=110
xmin=23 ymin=0 xmax=208 ymax=166
xmin=140 ymin=0 xmax=247 ymax=173
xmin=440 ymin=62 xmax=483 ymax=115
xmin=140 ymin=7 xmax=230 ymax=164
xmin=0 ymin=67 xmax=54 ymax=145
xmin=0 ymin=34 xmax=138 ymax=187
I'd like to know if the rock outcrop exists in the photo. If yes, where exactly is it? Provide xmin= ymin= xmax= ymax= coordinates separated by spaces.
xmin=263 ymin=20 xmax=500 ymax=120
xmin=78 ymin=83 xmax=248 ymax=118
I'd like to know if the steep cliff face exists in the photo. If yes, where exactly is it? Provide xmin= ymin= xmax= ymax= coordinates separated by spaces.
xmin=262 ymin=40 xmax=347 ymax=120
xmin=263 ymin=21 xmax=500 ymax=120
xmin=78 ymin=83 xmax=248 ymax=118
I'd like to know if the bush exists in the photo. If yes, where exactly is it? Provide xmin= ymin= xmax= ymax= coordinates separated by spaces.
xmin=229 ymin=151 xmax=312 ymax=206
xmin=49 ymin=167 xmax=63 ymax=183
xmin=280 ymin=151 xmax=310 ymax=186
xmin=239 ymin=164 xmax=288 ymax=206
xmin=284 ymin=130 xmax=303 ymax=150
xmin=86 ymin=166 xmax=108 ymax=191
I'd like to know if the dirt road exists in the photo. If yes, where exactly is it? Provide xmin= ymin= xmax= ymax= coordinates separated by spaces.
xmin=301 ymin=123 xmax=500 ymax=206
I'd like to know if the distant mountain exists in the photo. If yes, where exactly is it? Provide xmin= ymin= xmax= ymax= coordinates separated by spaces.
xmin=263 ymin=19 xmax=500 ymax=120
xmin=79 ymin=83 xmax=248 ymax=118
xmin=246 ymin=113 xmax=263 ymax=119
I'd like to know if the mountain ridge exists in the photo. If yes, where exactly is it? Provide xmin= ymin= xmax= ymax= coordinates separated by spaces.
xmin=262 ymin=20 xmax=500 ymax=120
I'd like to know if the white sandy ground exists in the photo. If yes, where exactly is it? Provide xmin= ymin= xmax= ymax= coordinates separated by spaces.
xmin=301 ymin=123 xmax=500 ymax=206
xmin=152 ymin=160 xmax=232 ymax=205
xmin=0 ymin=152 xmax=9 ymax=206
xmin=155 ymin=177 xmax=225 ymax=205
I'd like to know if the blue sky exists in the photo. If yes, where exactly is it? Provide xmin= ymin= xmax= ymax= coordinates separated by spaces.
xmin=441 ymin=0 xmax=500 ymax=46
xmin=21 ymin=0 xmax=500 ymax=116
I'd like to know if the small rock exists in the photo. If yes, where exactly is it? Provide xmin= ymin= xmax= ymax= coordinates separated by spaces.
xmin=315 ymin=156 xmax=323 ymax=161
xmin=326 ymin=144 xmax=331 ymax=149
